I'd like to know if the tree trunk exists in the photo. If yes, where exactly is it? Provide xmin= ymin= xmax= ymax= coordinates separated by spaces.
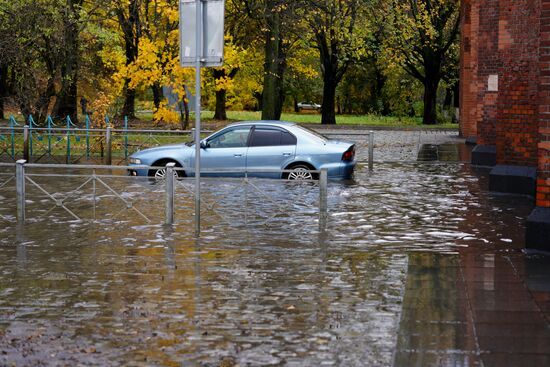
xmin=53 ymin=0 xmax=82 ymax=123
xmin=0 ymin=65 xmax=7 ymax=119
xmin=261 ymin=10 xmax=285 ymax=120
xmin=214 ymin=88 xmax=227 ymax=120
xmin=179 ymin=89 xmax=190 ymax=130
xmin=422 ymin=76 xmax=440 ymax=125
xmin=36 ymin=78 xmax=56 ymax=121
xmin=118 ymin=0 xmax=140 ymax=119
xmin=375 ymin=66 xmax=390 ymax=115
xmin=321 ymin=76 xmax=337 ymax=125
xmin=152 ymin=83 xmax=163 ymax=110
xmin=122 ymin=83 xmax=136 ymax=119
xmin=212 ymin=69 xmax=228 ymax=120
xmin=254 ymin=92 xmax=262 ymax=111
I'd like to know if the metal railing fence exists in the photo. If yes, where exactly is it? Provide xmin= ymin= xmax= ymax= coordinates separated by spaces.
xmin=0 ymin=122 xmax=375 ymax=169
xmin=320 ymin=128 xmax=460 ymax=163
xmin=0 ymin=115 xmax=211 ymax=164
xmin=1 ymin=161 xmax=328 ymax=235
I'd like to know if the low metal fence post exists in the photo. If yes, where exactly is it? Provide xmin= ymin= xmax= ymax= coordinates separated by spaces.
xmin=85 ymin=115 xmax=90 ymax=160
xmin=28 ymin=115 xmax=34 ymax=158
xmin=319 ymin=168 xmax=328 ymax=229
xmin=124 ymin=116 xmax=129 ymax=159
xmin=165 ymin=163 xmax=176 ymax=225
xmin=23 ymin=125 xmax=29 ymax=162
xmin=9 ymin=117 xmax=16 ymax=158
xmin=47 ymin=116 xmax=53 ymax=156
xmin=105 ymin=127 xmax=112 ymax=165
xmin=16 ymin=159 xmax=26 ymax=222
xmin=368 ymin=131 xmax=374 ymax=171
xmin=66 ymin=116 xmax=71 ymax=164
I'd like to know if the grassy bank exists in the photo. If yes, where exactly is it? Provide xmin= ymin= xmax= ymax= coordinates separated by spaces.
xmin=136 ymin=110 xmax=457 ymax=129
xmin=1 ymin=110 xmax=458 ymax=129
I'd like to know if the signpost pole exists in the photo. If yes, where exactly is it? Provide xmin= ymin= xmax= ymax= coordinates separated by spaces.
xmin=181 ymin=0 xmax=224 ymax=236
xmin=194 ymin=0 xmax=202 ymax=237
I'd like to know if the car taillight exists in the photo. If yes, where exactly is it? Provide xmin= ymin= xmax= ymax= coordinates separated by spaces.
xmin=342 ymin=146 xmax=355 ymax=161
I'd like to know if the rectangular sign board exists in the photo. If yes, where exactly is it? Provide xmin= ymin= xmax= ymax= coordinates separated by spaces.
xmin=180 ymin=0 xmax=225 ymax=67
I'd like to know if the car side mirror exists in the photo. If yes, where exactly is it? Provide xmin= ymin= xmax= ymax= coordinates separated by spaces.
xmin=200 ymin=141 xmax=209 ymax=149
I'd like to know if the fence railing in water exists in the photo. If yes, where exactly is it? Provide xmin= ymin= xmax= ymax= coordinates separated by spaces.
xmin=0 ymin=161 xmax=328 ymax=236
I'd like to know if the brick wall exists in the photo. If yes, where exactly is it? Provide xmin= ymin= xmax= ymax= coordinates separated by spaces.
xmin=495 ymin=0 xmax=540 ymax=167
xmin=461 ymin=0 xmax=550 ymax=207
xmin=459 ymin=0 xmax=477 ymax=139
xmin=459 ymin=0 xmax=500 ymax=144
xmin=537 ymin=0 xmax=550 ymax=207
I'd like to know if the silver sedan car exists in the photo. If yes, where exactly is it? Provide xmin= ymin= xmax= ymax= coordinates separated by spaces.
xmin=128 ymin=121 xmax=356 ymax=180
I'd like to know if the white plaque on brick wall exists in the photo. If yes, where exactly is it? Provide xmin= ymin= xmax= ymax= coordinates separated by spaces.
xmin=488 ymin=74 xmax=498 ymax=92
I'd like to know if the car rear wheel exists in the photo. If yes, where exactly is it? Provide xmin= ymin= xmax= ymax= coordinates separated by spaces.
xmin=285 ymin=164 xmax=315 ymax=180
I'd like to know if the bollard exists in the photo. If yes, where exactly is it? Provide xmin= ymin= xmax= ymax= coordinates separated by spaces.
xmin=124 ymin=116 xmax=129 ymax=159
xmin=368 ymin=131 xmax=374 ymax=171
xmin=23 ymin=125 xmax=29 ymax=162
xmin=66 ymin=116 xmax=71 ymax=164
xmin=319 ymin=168 xmax=328 ymax=226
xmin=85 ymin=115 xmax=90 ymax=159
xmin=165 ymin=162 xmax=176 ymax=225
xmin=16 ymin=160 xmax=26 ymax=222
xmin=105 ymin=127 xmax=112 ymax=165
xmin=28 ymin=116 xmax=34 ymax=158
xmin=47 ymin=116 xmax=53 ymax=156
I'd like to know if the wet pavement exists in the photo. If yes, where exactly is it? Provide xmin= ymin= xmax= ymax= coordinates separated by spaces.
xmin=1 ymin=130 xmax=550 ymax=366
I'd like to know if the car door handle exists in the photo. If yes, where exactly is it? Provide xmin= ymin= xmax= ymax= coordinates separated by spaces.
xmin=282 ymin=152 xmax=292 ymax=156
xmin=234 ymin=153 xmax=243 ymax=157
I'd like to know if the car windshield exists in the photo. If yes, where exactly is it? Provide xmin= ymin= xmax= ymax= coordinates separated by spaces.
xmin=293 ymin=125 xmax=328 ymax=142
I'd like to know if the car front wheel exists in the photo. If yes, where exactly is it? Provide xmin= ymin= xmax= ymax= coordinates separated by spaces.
xmin=285 ymin=165 xmax=315 ymax=180
xmin=148 ymin=163 xmax=182 ymax=180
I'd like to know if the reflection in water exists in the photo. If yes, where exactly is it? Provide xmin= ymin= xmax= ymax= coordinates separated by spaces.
xmin=0 ymin=158 xmax=549 ymax=366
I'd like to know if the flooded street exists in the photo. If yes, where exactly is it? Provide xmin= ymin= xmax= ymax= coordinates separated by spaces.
xmin=1 ymin=133 xmax=550 ymax=366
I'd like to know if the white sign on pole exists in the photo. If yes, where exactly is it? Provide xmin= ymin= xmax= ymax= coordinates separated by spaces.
xmin=180 ymin=0 xmax=225 ymax=67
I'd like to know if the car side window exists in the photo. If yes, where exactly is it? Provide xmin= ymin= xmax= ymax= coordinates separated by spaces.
xmin=208 ymin=127 xmax=251 ymax=148
xmin=249 ymin=127 xmax=297 ymax=147
xmin=280 ymin=130 xmax=297 ymax=145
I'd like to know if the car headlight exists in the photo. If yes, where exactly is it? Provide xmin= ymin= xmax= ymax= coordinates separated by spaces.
xmin=129 ymin=157 xmax=142 ymax=164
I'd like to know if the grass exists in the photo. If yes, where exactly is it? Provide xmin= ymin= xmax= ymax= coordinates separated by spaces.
xmin=1 ymin=110 xmax=458 ymax=130
xmin=135 ymin=110 xmax=457 ymax=129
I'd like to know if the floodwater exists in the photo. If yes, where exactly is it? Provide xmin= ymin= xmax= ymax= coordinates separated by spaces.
xmin=1 ymin=135 xmax=550 ymax=366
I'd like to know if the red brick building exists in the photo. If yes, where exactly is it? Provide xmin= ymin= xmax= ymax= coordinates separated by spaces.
xmin=460 ymin=0 xmax=550 ymax=249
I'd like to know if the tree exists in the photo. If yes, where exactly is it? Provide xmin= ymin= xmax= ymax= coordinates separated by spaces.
xmin=383 ymin=0 xmax=460 ymax=125
xmin=52 ymin=0 xmax=84 ymax=122
xmin=209 ymin=38 xmax=245 ymax=120
xmin=305 ymin=0 xmax=365 ymax=124
xmin=0 ymin=0 xmax=70 ymax=120
xmin=113 ymin=0 xmax=142 ymax=118
xmin=236 ymin=0 xmax=302 ymax=120
xmin=285 ymin=46 xmax=322 ymax=113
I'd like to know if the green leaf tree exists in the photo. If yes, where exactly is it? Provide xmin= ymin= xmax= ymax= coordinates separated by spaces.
xmin=383 ymin=0 xmax=460 ymax=125
xmin=305 ymin=0 xmax=366 ymax=124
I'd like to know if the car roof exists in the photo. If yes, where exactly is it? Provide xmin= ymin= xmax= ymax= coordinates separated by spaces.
xmin=226 ymin=120 xmax=297 ymax=128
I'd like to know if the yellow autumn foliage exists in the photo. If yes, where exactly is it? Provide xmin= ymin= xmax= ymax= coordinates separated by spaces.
xmin=153 ymin=100 xmax=180 ymax=125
